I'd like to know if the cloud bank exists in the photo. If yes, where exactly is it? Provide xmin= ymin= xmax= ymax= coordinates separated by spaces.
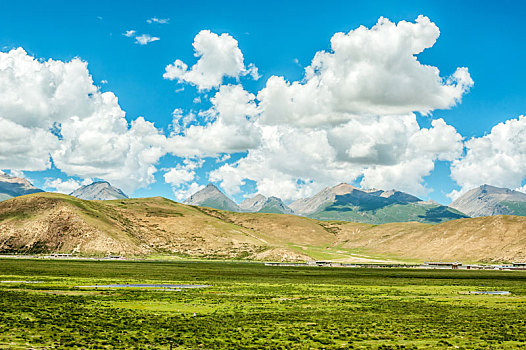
xmin=9 ymin=15 xmax=523 ymax=203
xmin=450 ymin=116 xmax=526 ymax=199
xmin=0 ymin=48 xmax=165 ymax=193
xmin=165 ymin=16 xmax=472 ymax=200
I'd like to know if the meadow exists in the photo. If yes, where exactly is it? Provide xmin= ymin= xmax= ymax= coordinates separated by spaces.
xmin=0 ymin=259 xmax=525 ymax=349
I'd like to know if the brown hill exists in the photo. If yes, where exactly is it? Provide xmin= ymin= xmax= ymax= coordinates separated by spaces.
xmin=0 ymin=193 xmax=525 ymax=263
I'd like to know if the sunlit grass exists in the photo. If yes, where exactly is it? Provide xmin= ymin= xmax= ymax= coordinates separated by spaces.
xmin=0 ymin=259 xmax=525 ymax=349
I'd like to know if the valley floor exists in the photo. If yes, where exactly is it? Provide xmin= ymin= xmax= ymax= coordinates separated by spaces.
xmin=0 ymin=259 xmax=526 ymax=349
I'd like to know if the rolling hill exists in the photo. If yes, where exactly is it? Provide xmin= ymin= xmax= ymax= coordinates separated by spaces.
xmin=0 ymin=192 xmax=525 ymax=263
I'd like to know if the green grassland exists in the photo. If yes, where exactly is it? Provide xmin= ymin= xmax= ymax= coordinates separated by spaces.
xmin=1 ymin=259 xmax=526 ymax=349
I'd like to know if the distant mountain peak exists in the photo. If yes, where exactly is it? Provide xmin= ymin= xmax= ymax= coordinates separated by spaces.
xmin=0 ymin=172 xmax=43 ymax=201
xmin=70 ymin=181 xmax=128 ymax=201
xmin=451 ymin=184 xmax=526 ymax=217
xmin=184 ymin=183 xmax=240 ymax=212
xmin=259 ymin=196 xmax=295 ymax=215
xmin=239 ymin=194 xmax=267 ymax=212
xmin=203 ymin=183 xmax=222 ymax=192
xmin=239 ymin=194 xmax=294 ymax=214
xmin=332 ymin=183 xmax=358 ymax=195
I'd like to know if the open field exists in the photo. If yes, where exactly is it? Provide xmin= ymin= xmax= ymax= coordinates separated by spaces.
xmin=0 ymin=259 xmax=526 ymax=349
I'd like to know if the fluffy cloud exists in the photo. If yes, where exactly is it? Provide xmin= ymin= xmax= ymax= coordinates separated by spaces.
xmin=164 ymin=158 xmax=205 ymax=201
xmin=450 ymin=115 xmax=526 ymax=199
xmin=53 ymin=116 xmax=166 ymax=192
xmin=44 ymin=178 xmax=92 ymax=194
xmin=164 ymin=167 xmax=195 ymax=186
xmin=0 ymin=48 xmax=165 ymax=193
xmin=173 ymin=16 xmax=469 ymax=199
xmin=257 ymin=15 xmax=472 ymax=128
xmin=163 ymin=30 xmax=259 ymax=91
xmin=0 ymin=118 xmax=58 ymax=171
xmin=210 ymin=115 xmax=463 ymax=199
xmin=166 ymin=84 xmax=260 ymax=156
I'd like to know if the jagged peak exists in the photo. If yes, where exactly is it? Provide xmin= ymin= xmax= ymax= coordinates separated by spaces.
xmin=70 ymin=180 xmax=128 ymax=200
xmin=202 ymin=183 xmax=223 ymax=192
xmin=331 ymin=183 xmax=358 ymax=195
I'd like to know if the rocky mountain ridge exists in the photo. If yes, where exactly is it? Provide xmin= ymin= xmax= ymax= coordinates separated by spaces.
xmin=0 ymin=172 xmax=43 ymax=201
xmin=186 ymin=182 xmax=468 ymax=224
xmin=450 ymin=184 xmax=526 ymax=217
xmin=184 ymin=183 xmax=241 ymax=212
xmin=70 ymin=181 xmax=128 ymax=200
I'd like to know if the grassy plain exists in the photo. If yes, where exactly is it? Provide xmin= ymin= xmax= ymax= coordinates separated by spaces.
xmin=0 ymin=259 xmax=526 ymax=349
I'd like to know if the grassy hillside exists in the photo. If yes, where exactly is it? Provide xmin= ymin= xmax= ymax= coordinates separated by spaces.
xmin=0 ymin=193 xmax=525 ymax=263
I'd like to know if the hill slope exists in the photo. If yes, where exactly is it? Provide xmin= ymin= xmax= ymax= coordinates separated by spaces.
xmin=291 ymin=183 xmax=468 ymax=224
xmin=0 ymin=193 xmax=525 ymax=263
xmin=450 ymin=184 xmax=526 ymax=217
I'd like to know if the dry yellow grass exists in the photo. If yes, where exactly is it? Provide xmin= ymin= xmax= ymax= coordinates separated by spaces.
xmin=335 ymin=216 xmax=526 ymax=263
xmin=0 ymin=193 xmax=525 ymax=263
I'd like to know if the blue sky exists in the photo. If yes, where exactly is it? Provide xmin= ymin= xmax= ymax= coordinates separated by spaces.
xmin=0 ymin=0 xmax=525 ymax=204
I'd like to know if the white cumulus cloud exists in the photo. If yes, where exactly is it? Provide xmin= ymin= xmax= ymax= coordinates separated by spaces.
xmin=163 ymin=30 xmax=259 ymax=91
xmin=210 ymin=114 xmax=463 ymax=200
xmin=257 ymin=15 xmax=473 ymax=128
xmin=166 ymin=84 xmax=260 ymax=156
xmin=0 ymin=48 xmax=166 ymax=193
xmin=164 ymin=167 xmax=195 ymax=186
xmin=44 ymin=178 xmax=92 ymax=194
xmin=450 ymin=115 xmax=526 ymax=199
xmin=172 ymin=16 xmax=469 ymax=200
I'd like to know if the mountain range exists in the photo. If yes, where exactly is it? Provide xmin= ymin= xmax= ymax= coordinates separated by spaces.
xmin=289 ymin=183 xmax=468 ymax=224
xmin=3 ymin=170 xmax=526 ymax=225
xmin=0 ymin=172 xmax=43 ymax=201
xmin=184 ymin=182 xmax=468 ymax=224
xmin=1 ymin=192 xmax=525 ymax=263
xmin=2 ymin=177 xmax=526 ymax=262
